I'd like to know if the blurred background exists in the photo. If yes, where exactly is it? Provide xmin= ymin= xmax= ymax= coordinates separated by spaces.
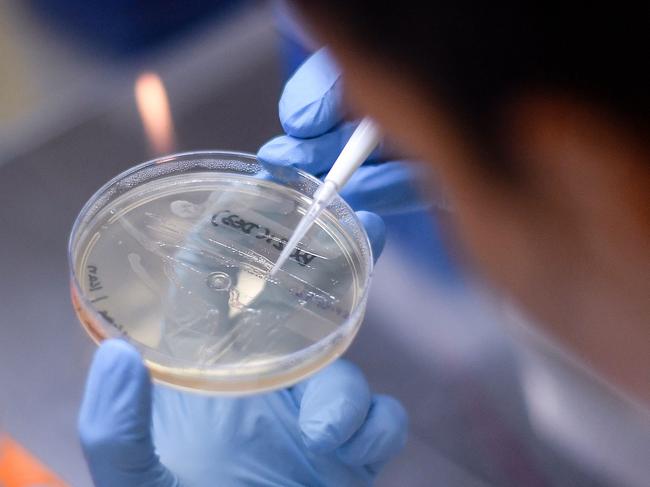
xmin=0 ymin=1 xmax=626 ymax=485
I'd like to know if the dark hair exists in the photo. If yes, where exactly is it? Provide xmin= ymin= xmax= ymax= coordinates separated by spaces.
xmin=295 ymin=2 xmax=649 ymax=174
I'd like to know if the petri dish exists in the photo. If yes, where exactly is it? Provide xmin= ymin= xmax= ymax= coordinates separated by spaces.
xmin=68 ymin=151 xmax=373 ymax=394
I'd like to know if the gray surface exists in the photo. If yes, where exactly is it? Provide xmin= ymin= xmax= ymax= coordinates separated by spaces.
xmin=0 ymin=5 xmax=607 ymax=487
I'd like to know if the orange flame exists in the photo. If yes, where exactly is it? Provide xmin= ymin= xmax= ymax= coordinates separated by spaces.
xmin=135 ymin=72 xmax=176 ymax=156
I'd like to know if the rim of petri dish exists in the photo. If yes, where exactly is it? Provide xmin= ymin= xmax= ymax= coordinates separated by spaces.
xmin=68 ymin=151 xmax=374 ymax=394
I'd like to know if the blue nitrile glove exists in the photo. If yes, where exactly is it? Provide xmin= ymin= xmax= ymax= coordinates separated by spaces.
xmin=78 ymin=213 xmax=408 ymax=487
xmin=258 ymin=48 xmax=430 ymax=215
xmin=79 ymin=344 xmax=407 ymax=487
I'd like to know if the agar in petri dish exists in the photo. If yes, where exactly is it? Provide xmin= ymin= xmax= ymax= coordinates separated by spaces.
xmin=68 ymin=152 xmax=373 ymax=394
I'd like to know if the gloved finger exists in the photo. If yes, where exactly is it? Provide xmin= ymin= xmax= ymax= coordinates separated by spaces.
xmin=340 ymin=162 xmax=431 ymax=215
xmin=78 ymin=339 xmax=178 ymax=487
xmin=279 ymin=47 xmax=343 ymax=138
xmin=337 ymin=394 xmax=408 ymax=470
xmin=291 ymin=359 xmax=372 ymax=453
xmin=258 ymin=122 xmax=354 ymax=174
xmin=355 ymin=211 xmax=386 ymax=264
xmin=258 ymin=122 xmax=382 ymax=175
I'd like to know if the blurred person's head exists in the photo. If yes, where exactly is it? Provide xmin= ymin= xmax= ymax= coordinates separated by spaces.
xmin=293 ymin=2 xmax=650 ymax=403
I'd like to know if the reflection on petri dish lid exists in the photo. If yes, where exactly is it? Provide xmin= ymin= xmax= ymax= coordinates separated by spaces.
xmin=68 ymin=151 xmax=373 ymax=394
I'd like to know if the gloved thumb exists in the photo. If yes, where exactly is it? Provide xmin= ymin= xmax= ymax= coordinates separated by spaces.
xmin=78 ymin=340 xmax=179 ymax=487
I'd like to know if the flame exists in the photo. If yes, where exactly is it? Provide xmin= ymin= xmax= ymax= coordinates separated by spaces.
xmin=135 ymin=72 xmax=176 ymax=156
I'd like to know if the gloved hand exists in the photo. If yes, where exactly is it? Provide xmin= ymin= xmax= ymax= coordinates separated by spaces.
xmin=78 ymin=214 xmax=408 ymax=487
xmin=79 ymin=342 xmax=407 ymax=487
xmin=258 ymin=48 xmax=430 ymax=215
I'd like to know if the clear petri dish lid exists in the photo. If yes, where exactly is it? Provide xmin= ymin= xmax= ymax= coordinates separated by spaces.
xmin=68 ymin=151 xmax=373 ymax=394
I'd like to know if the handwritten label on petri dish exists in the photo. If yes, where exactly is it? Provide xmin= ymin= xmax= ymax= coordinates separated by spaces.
xmin=211 ymin=211 xmax=317 ymax=266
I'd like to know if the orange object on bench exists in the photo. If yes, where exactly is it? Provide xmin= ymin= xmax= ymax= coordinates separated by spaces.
xmin=0 ymin=434 xmax=68 ymax=487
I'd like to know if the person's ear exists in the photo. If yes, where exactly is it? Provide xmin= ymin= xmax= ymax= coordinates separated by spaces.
xmin=503 ymin=95 xmax=650 ymax=254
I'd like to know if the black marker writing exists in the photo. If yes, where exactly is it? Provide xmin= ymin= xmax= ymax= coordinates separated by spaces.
xmin=98 ymin=309 xmax=126 ymax=334
xmin=87 ymin=265 xmax=103 ymax=292
xmin=212 ymin=211 xmax=317 ymax=267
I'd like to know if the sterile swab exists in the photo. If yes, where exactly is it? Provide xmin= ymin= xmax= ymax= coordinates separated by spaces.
xmin=269 ymin=118 xmax=381 ymax=276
